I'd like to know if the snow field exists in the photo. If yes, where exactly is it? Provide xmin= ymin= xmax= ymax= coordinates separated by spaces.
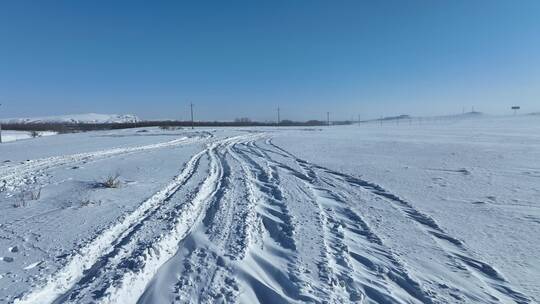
xmin=1 ymin=115 xmax=538 ymax=303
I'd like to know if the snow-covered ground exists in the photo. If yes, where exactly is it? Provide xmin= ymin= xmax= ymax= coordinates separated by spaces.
xmin=0 ymin=116 xmax=538 ymax=303
xmin=0 ymin=131 xmax=57 ymax=143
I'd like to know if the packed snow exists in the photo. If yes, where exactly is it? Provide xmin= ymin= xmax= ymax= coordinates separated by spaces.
xmin=1 ymin=113 xmax=140 ymax=124
xmin=0 ymin=115 xmax=538 ymax=304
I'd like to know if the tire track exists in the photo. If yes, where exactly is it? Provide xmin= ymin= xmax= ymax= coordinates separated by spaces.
xmin=266 ymin=139 xmax=532 ymax=304
xmin=229 ymin=142 xmax=315 ymax=302
xmin=318 ymin=167 xmax=532 ymax=304
xmin=139 ymin=137 xmax=268 ymax=304
xmin=13 ymin=134 xmax=244 ymax=304
xmin=258 ymin=140 xmax=434 ymax=303
xmin=0 ymin=133 xmax=210 ymax=194
xmin=15 ymin=133 xmax=532 ymax=304
xmin=96 ymin=134 xmax=257 ymax=304
xmin=236 ymin=140 xmax=427 ymax=303
xmin=147 ymin=147 xmax=246 ymax=303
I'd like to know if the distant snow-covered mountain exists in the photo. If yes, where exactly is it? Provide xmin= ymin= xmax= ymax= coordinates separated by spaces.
xmin=1 ymin=113 xmax=140 ymax=124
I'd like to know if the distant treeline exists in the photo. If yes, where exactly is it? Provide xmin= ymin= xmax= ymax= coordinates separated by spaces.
xmin=1 ymin=119 xmax=355 ymax=132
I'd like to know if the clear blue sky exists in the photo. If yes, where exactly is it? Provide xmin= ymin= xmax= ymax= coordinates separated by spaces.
xmin=1 ymin=0 xmax=539 ymax=121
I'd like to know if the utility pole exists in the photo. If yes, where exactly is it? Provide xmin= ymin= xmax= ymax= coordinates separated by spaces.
xmin=326 ymin=112 xmax=330 ymax=126
xmin=358 ymin=114 xmax=361 ymax=126
xmin=190 ymin=103 xmax=194 ymax=129
xmin=277 ymin=106 xmax=280 ymax=126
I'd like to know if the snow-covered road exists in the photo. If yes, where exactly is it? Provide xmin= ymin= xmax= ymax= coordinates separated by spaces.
xmin=1 ymin=117 xmax=538 ymax=303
